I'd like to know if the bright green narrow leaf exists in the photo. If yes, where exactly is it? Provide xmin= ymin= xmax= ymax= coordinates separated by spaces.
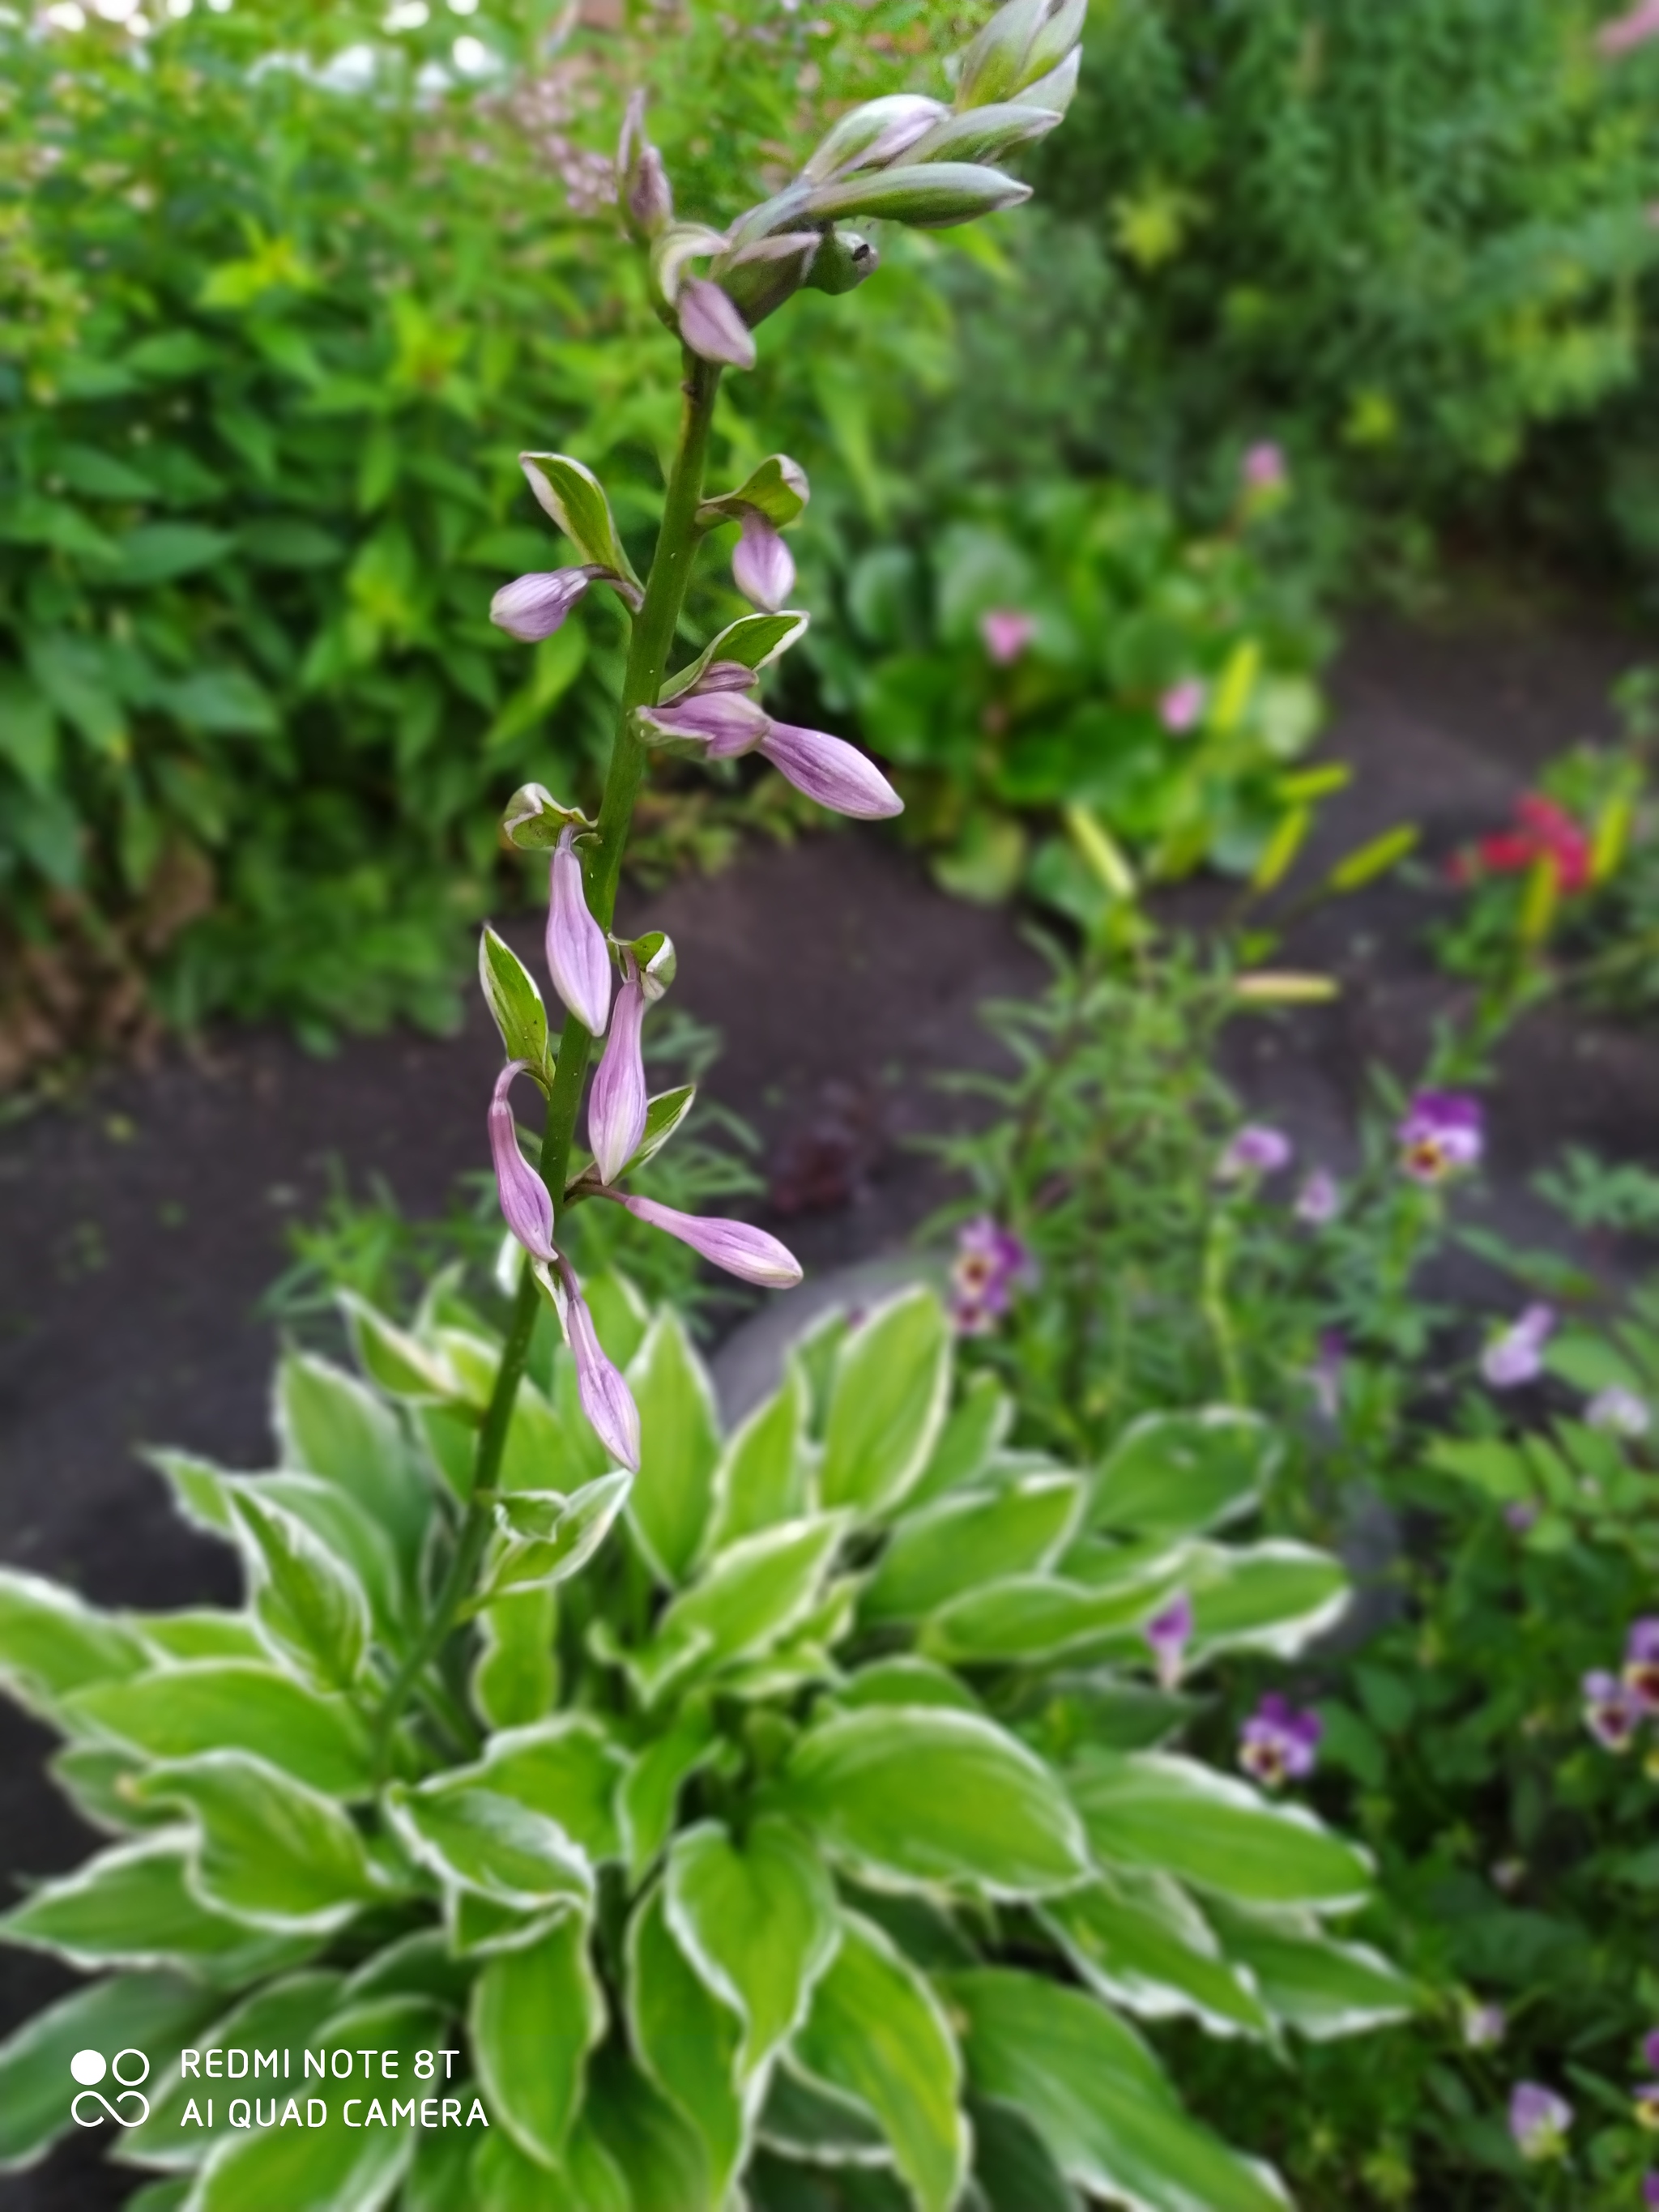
xmin=462 ymin=1715 xmax=629 ymax=1864
xmin=128 ymin=1752 xmax=386 ymax=1933
xmin=1203 ymin=1900 xmax=1415 ymax=2039
xmin=230 ymin=1490 xmax=369 ymax=1690
xmin=620 ymin=1087 xmax=697 ymax=1181
xmin=478 ymin=925 xmax=551 ymax=1077
xmin=817 ymin=1289 xmax=952 ymax=1517
xmin=479 ymin=1473 xmax=633 ymax=1601
xmin=834 ymin=1657 xmax=982 ymax=1715
xmin=1093 ymin=1409 xmax=1280 ymax=1537
xmin=707 ymin=1366 xmax=808 ymax=1546
xmin=1070 ymin=1753 xmax=1373 ymax=1909
xmin=920 ymin=1571 xmax=1182 ymax=1669
xmin=621 ymin=1702 xmax=718 ymax=1882
xmin=665 ymin=1818 xmax=839 ymax=2075
xmin=862 ymin=1476 xmax=1083 ymax=1624
xmin=784 ymin=1707 xmax=1088 ymax=1895
xmin=634 ymin=1513 xmax=847 ymax=1701
xmin=471 ymin=1916 xmax=605 ymax=2167
xmin=275 ymin=1351 xmax=429 ymax=1568
xmin=627 ymin=1315 xmax=721 ymax=1584
xmin=1040 ymin=1872 xmax=1272 ymax=2039
xmin=1323 ymin=823 xmax=1418 ymax=894
xmin=1188 ymin=1541 xmax=1349 ymax=1660
xmin=468 ymin=2120 xmax=632 ymax=2212
xmin=66 ymin=1663 xmax=375 ymax=1798
xmin=338 ymin=1292 xmax=461 ymax=1403
xmin=794 ymin=1912 xmax=967 ymax=2212
xmin=383 ymin=1783 xmax=594 ymax=1912
xmin=948 ymin=1969 xmax=1289 ymax=2212
xmin=134 ymin=1611 xmax=269 ymax=1663
xmin=0 ymin=1836 xmax=317 ymax=1983
xmin=187 ymin=1997 xmax=441 ymax=2211
xmin=0 ymin=1971 xmax=218 ymax=2172
xmin=0 ymin=1566 xmax=147 ymax=1722
xmin=213 ymin=1469 xmax=407 ymax=1645
xmin=697 ymin=453 xmax=810 ymax=531
xmin=471 ymin=1586 xmax=559 ymax=1732
xmin=626 ymin=1886 xmax=746 ymax=2201
xmin=584 ymin=2042 xmax=714 ymax=2212
xmin=904 ymin=1371 xmax=1014 ymax=1511
xmin=519 ymin=452 xmax=641 ymax=586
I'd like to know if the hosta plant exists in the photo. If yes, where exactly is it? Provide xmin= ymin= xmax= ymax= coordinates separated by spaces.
xmin=0 ymin=1284 xmax=1409 ymax=2208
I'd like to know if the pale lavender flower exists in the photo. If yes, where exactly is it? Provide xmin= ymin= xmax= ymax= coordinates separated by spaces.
xmin=1583 ymin=1668 xmax=1644 ymax=1750
xmin=1397 ymin=1091 xmax=1483 ymax=1184
xmin=1217 ymin=1123 xmax=1293 ymax=1180
xmin=949 ymin=1215 xmax=1036 ymax=1335
xmin=1503 ymin=1500 xmax=1538 ymax=1534
xmin=731 ymin=509 xmax=795 ymax=613
xmin=546 ymin=826 xmax=612 ymax=1038
xmin=1294 ymin=1168 xmax=1340 ymax=1225
xmin=555 ymin=1256 xmax=641 ymax=1471
xmin=1461 ymin=2001 xmax=1507 ymax=2052
xmin=1307 ymin=1329 xmax=1345 ymax=1421
xmin=1480 ymin=1304 xmax=1555 ymax=1390
xmin=1508 ymin=2082 xmax=1572 ymax=2163
xmin=677 ymin=277 xmax=757 ymax=371
xmin=586 ymin=955 xmax=648 ymax=1185
xmin=979 ymin=609 xmax=1036 ymax=667
xmin=490 ymin=565 xmax=606 ymax=642
xmin=488 ymin=1062 xmax=557 ymax=1264
xmin=1598 ymin=0 xmax=1659 ymax=55
xmin=1624 ymin=1619 xmax=1659 ymax=1711
xmin=1642 ymin=2027 xmax=1659 ymax=2073
xmin=1587 ymin=1383 xmax=1650 ymax=1438
xmin=1159 ymin=678 xmax=1207 ymax=734
xmin=1238 ymin=1693 xmax=1322 ymax=1788
xmin=1145 ymin=1592 xmax=1193 ymax=1691
xmin=612 ymin=1193 xmax=803 ymax=1289
xmin=1646 ymin=2175 xmax=1659 ymax=2211
xmin=1243 ymin=441 xmax=1288 ymax=493
xmin=757 ymin=722 xmax=902 ymax=820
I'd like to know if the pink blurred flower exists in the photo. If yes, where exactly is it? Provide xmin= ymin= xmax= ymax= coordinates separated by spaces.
xmin=1598 ymin=0 xmax=1659 ymax=56
xmin=979 ymin=609 xmax=1036 ymax=667
xmin=1159 ymin=678 xmax=1207 ymax=734
xmin=1243 ymin=441 xmax=1288 ymax=492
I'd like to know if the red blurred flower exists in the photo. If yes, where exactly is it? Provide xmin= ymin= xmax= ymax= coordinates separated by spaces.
xmin=1452 ymin=792 xmax=1590 ymax=893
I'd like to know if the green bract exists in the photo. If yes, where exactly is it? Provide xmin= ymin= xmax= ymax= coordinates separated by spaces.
xmin=0 ymin=1284 xmax=1405 ymax=2206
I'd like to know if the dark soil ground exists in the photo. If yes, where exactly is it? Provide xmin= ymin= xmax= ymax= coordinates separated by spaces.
xmin=2 ymin=610 xmax=1653 ymax=2209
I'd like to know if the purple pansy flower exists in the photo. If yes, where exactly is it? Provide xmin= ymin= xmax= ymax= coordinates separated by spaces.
xmin=1217 ymin=1124 xmax=1294 ymax=1180
xmin=1583 ymin=1669 xmax=1644 ymax=1751
xmin=1294 ymin=1168 xmax=1340 ymax=1225
xmin=1508 ymin=2082 xmax=1572 ymax=2162
xmin=1625 ymin=1619 xmax=1659 ymax=1711
xmin=1588 ymin=1383 xmax=1650 ymax=1438
xmin=1397 ymin=1091 xmax=1483 ymax=1184
xmin=979 ymin=609 xmax=1036 ymax=667
xmin=948 ymin=1215 xmax=1037 ymax=1336
xmin=1238 ymin=1692 xmax=1322 ymax=1788
xmin=1480 ymin=1303 xmax=1555 ymax=1390
xmin=1144 ymin=1592 xmax=1193 ymax=1692
xmin=1159 ymin=677 xmax=1207 ymax=734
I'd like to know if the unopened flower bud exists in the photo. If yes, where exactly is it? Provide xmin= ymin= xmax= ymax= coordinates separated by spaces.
xmin=546 ymin=825 xmax=612 ymax=1038
xmin=758 ymin=721 xmax=903 ymax=819
xmin=732 ymin=509 xmax=795 ymax=613
xmin=490 ymin=566 xmax=606 ymax=643
xmin=805 ymin=161 xmax=1031 ymax=231
xmin=489 ymin=1063 xmax=557 ymax=1264
xmin=587 ymin=957 xmax=649 ymax=1186
xmin=552 ymin=1257 xmax=641 ymax=1471
xmin=677 ymin=278 xmax=757 ymax=371
xmin=617 ymin=90 xmax=674 ymax=241
xmin=693 ymin=662 xmax=762 ymax=695
xmin=615 ymin=1193 xmax=803 ymax=1288
xmin=803 ymin=93 xmax=950 ymax=181
xmin=640 ymin=690 xmax=771 ymax=756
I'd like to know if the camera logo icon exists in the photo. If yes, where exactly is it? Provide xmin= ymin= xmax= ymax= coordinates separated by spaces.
xmin=70 ymin=2048 xmax=151 ymax=2128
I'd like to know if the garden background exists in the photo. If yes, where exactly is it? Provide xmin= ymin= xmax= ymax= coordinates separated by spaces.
xmin=7 ymin=0 xmax=1659 ymax=2206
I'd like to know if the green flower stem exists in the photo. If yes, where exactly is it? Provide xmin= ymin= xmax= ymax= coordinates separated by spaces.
xmin=373 ymin=351 xmax=723 ymax=1779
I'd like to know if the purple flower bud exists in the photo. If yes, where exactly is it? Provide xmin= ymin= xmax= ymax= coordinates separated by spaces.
xmin=553 ymin=1257 xmax=641 ymax=1472
xmin=693 ymin=660 xmax=764 ymax=694
xmin=731 ymin=509 xmax=795 ymax=613
xmin=1480 ymin=1304 xmax=1555 ymax=1391
xmin=1461 ymin=2001 xmax=1506 ymax=2052
xmin=1508 ymin=2082 xmax=1572 ymax=2163
xmin=1588 ymin=1383 xmax=1650 ymax=1437
xmin=676 ymin=277 xmax=757 ymax=371
xmin=1626 ymin=1617 xmax=1659 ymax=1711
xmin=627 ymin=147 xmax=673 ymax=238
xmin=1217 ymin=1124 xmax=1293 ymax=1180
xmin=586 ymin=957 xmax=649 ymax=1186
xmin=758 ymin=721 xmax=903 ymax=820
xmin=1644 ymin=2027 xmax=1659 ymax=2074
xmin=1397 ymin=1091 xmax=1483 ymax=1183
xmin=1144 ymin=1592 xmax=1192 ymax=1691
xmin=615 ymin=1193 xmax=803 ymax=1289
xmin=1243 ymin=441 xmax=1288 ymax=492
xmin=490 ymin=566 xmax=604 ymax=642
xmin=641 ymin=689 xmax=771 ymax=755
xmin=1294 ymin=1168 xmax=1340 ymax=1225
xmin=979 ymin=608 xmax=1036 ymax=667
xmin=546 ymin=826 xmax=612 ymax=1038
xmin=1159 ymin=678 xmax=1207 ymax=734
xmin=1238 ymin=1692 xmax=1322 ymax=1788
xmin=1583 ymin=1668 xmax=1644 ymax=1750
xmin=488 ymin=1062 xmax=556 ymax=1264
